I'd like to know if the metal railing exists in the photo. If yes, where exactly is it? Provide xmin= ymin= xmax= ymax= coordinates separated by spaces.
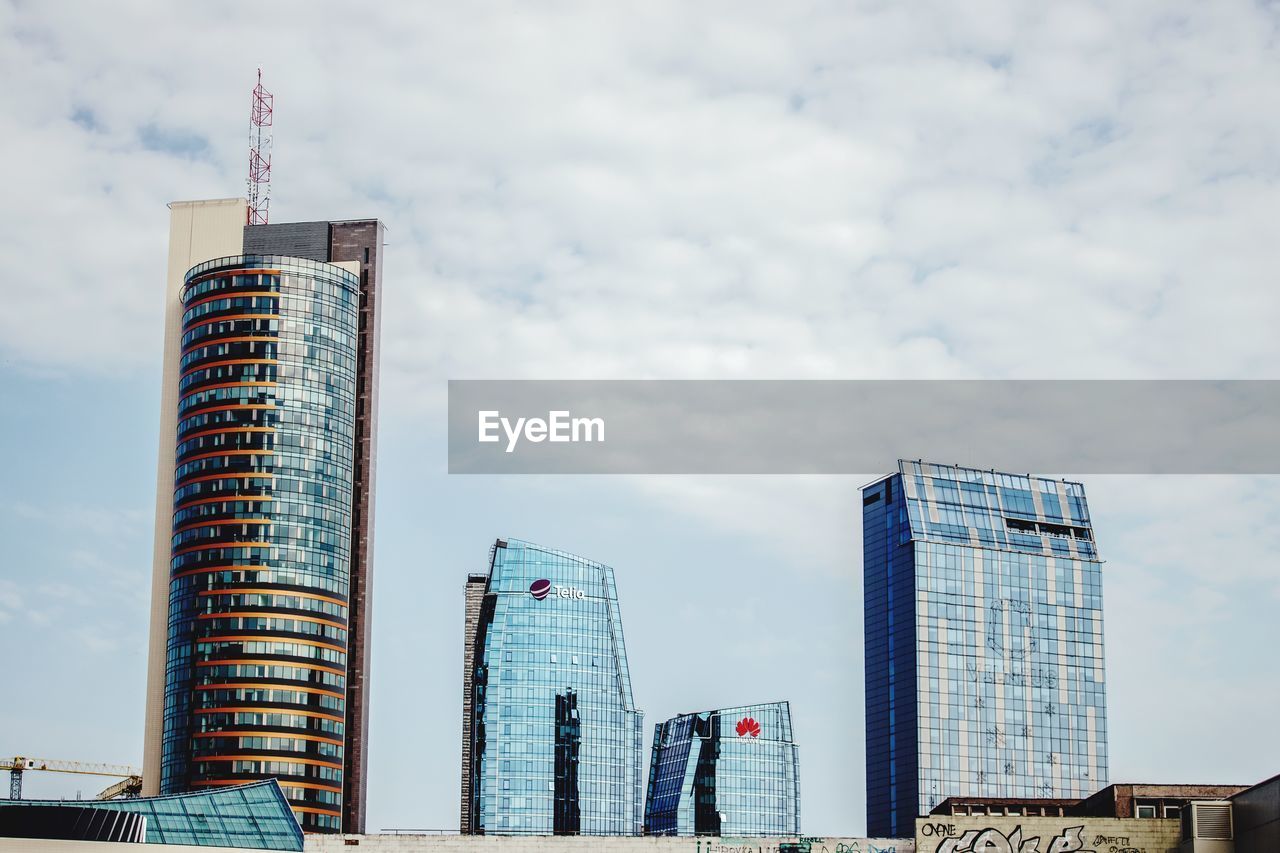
xmin=379 ymin=829 xmax=462 ymax=835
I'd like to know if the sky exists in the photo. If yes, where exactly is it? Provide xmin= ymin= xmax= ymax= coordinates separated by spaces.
xmin=1 ymin=0 xmax=1279 ymax=836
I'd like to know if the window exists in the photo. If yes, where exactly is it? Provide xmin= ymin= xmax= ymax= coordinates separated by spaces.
xmin=1164 ymin=805 xmax=1181 ymax=819
xmin=1137 ymin=804 xmax=1157 ymax=819
xmin=1006 ymin=517 xmax=1037 ymax=534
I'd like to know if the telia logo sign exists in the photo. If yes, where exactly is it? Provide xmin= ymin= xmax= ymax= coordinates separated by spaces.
xmin=736 ymin=717 xmax=761 ymax=738
xmin=529 ymin=579 xmax=586 ymax=601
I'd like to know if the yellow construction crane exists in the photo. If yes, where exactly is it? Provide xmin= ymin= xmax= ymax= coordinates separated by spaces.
xmin=2 ymin=756 xmax=142 ymax=801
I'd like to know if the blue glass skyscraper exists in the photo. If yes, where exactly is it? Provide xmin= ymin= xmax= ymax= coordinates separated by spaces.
xmin=863 ymin=461 xmax=1109 ymax=838
xmin=644 ymin=701 xmax=801 ymax=837
xmin=144 ymin=203 xmax=385 ymax=834
xmin=463 ymin=539 xmax=645 ymax=835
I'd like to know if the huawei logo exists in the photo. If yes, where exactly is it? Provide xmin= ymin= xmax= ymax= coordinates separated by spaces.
xmin=736 ymin=717 xmax=761 ymax=738
xmin=529 ymin=579 xmax=551 ymax=600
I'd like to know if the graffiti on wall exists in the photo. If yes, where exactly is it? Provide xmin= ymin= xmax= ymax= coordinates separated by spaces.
xmin=1090 ymin=836 xmax=1144 ymax=853
xmin=700 ymin=837 xmax=900 ymax=853
xmin=917 ymin=822 xmax=1147 ymax=853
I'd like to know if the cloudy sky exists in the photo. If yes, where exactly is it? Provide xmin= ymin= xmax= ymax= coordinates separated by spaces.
xmin=1 ymin=0 xmax=1279 ymax=836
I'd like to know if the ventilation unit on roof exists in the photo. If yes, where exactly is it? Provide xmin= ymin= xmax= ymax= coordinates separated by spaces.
xmin=1179 ymin=801 xmax=1234 ymax=853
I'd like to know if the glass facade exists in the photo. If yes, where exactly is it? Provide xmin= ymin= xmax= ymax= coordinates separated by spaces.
xmin=863 ymin=461 xmax=1109 ymax=838
xmin=159 ymin=255 xmax=361 ymax=832
xmin=644 ymin=701 xmax=801 ymax=836
xmin=465 ymin=538 xmax=645 ymax=835
xmin=0 ymin=779 xmax=303 ymax=849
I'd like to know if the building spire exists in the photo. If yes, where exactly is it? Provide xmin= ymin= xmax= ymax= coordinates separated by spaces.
xmin=247 ymin=68 xmax=273 ymax=225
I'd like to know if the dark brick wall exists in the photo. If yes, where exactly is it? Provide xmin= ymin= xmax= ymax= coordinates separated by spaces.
xmin=329 ymin=220 xmax=385 ymax=835
xmin=1079 ymin=783 xmax=1251 ymax=818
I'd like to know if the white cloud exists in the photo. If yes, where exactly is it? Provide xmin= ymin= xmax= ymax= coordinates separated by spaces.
xmin=630 ymin=475 xmax=862 ymax=575
xmin=2 ymin=1 xmax=1278 ymax=386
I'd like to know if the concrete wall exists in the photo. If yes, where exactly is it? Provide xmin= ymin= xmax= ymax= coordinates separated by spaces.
xmin=141 ymin=197 xmax=248 ymax=796
xmin=0 ymin=842 xmax=254 ymax=853
xmin=0 ymin=838 xmax=906 ymax=853
xmin=914 ymin=816 xmax=1180 ymax=853
xmin=306 ymin=836 xmax=908 ymax=853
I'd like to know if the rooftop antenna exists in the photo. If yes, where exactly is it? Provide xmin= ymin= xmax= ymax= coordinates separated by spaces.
xmin=247 ymin=68 xmax=273 ymax=225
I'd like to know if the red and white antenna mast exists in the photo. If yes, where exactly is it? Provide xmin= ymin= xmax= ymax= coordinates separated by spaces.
xmin=247 ymin=68 xmax=273 ymax=225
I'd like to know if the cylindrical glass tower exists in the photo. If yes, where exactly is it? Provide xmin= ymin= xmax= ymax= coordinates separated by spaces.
xmin=159 ymin=255 xmax=360 ymax=833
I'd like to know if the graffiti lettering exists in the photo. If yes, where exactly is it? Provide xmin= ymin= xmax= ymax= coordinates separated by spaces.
xmin=1088 ymin=841 xmax=1144 ymax=853
xmin=780 ymin=840 xmax=841 ymax=853
xmin=718 ymin=840 xmax=893 ymax=853
xmin=932 ymin=824 xmax=1092 ymax=853
xmin=702 ymin=843 xmax=766 ymax=853
xmin=921 ymin=823 xmax=957 ymax=837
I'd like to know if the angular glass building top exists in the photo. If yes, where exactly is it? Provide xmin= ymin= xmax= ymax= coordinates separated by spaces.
xmin=644 ymin=701 xmax=801 ymax=837
xmin=465 ymin=539 xmax=645 ymax=835
xmin=863 ymin=461 xmax=1109 ymax=838
xmin=899 ymin=460 xmax=1097 ymax=560
xmin=0 ymin=779 xmax=303 ymax=850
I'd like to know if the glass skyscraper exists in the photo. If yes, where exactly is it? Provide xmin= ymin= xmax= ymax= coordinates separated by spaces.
xmin=644 ymin=701 xmax=801 ymax=837
xmin=863 ymin=461 xmax=1109 ymax=838
xmin=159 ymin=254 xmax=359 ymax=832
xmin=144 ymin=201 xmax=385 ymax=834
xmin=462 ymin=538 xmax=645 ymax=835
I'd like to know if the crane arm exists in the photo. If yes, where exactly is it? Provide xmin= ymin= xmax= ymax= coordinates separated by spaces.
xmin=95 ymin=775 xmax=144 ymax=800
xmin=2 ymin=756 xmax=141 ymax=778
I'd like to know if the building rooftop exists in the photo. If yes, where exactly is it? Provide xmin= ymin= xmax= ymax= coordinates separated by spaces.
xmin=0 ymin=779 xmax=303 ymax=850
xmin=933 ymin=782 xmax=1254 ymax=820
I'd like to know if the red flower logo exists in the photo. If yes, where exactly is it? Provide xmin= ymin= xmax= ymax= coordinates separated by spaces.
xmin=736 ymin=717 xmax=761 ymax=738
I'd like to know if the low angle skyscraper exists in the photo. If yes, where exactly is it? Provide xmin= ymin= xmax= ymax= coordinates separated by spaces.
xmin=863 ymin=461 xmax=1109 ymax=838
xmin=644 ymin=701 xmax=801 ymax=837
xmin=140 ymin=199 xmax=384 ymax=833
xmin=462 ymin=539 xmax=645 ymax=835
